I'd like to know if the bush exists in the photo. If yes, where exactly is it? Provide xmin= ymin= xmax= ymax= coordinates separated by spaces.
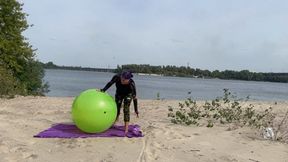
xmin=168 ymin=89 xmax=275 ymax=129
xmin=17 ymin=60 xmax=49 ymax=96
xmin=0 ymin=66 xmax=21 ymax=97
xmin=0 ymin=62 xmax=49 ymax=97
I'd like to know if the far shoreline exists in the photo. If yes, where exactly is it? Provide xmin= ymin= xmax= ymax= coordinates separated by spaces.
xmin=44 ymin=68 xmax=288 ymax=85
xmin=42 ymin=62 xmax=288 ymax=83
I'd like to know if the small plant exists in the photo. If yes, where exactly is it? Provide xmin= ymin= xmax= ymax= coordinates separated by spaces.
xmin=168 ymin=98 xmax=201 ymax=126
xmin=156 ymin=92 xmax=160 ymax=100
xmin=168 ymin=89 xmax=275 ymax=129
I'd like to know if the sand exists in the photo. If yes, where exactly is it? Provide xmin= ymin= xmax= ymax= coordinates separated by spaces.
xmin=0 ymin=96 xmax=287 ymax=162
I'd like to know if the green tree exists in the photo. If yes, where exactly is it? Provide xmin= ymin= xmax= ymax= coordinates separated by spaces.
xmin=211 ymin=70 xmax=222 ymax=78
xmin=0 ymin=0 xmax=48 ymax=97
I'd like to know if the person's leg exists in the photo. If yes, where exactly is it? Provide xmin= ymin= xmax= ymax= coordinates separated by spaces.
xmin=115 ymin=95 xmax=123 ymax=122
xmin=123 ymin=95 xmax=132 ymax=135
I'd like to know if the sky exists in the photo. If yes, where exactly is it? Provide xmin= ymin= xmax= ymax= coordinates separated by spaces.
xmin=21 ymin=0 xmax=288 ymax=72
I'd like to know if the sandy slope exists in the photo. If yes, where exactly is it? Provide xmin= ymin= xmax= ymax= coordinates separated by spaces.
xmin=0 ymin=97 xmax=287 ymax=162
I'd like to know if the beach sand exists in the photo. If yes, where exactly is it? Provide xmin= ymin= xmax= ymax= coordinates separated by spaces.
xmin=0 ymin=96 xmax=287 ymax=162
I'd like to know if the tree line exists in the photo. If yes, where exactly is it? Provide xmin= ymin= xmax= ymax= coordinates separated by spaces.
xmin=42 ymin=62 xmax=114 ymax=72
xmin=42 ymin=63 xmax=288 ymax=83
xmin=116 ymin=64 xmax=288 ymax=83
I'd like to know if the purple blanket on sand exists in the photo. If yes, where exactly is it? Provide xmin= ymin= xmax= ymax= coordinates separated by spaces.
xmin=34 ymin=124 xmax=143 ymax=138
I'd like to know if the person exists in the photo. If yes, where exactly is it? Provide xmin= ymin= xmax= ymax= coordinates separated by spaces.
xmin=100 ymin=70 xmax=139 ymax=136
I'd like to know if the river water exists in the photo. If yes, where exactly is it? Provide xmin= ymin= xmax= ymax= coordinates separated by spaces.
xmin=44 ymin=69 xmax=288 ymax=101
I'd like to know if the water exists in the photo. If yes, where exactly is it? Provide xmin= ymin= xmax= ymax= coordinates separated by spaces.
xmin=44 ymin=69 xmax=288 ymax=101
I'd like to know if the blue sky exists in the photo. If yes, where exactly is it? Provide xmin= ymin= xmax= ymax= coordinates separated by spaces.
xmin=22 ymin=0 xmax=288 ymax=72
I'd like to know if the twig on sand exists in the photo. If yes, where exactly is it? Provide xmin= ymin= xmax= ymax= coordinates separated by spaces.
xmin=275 ymin=110 xmax=288 ymax=140
xmin=249 ymin=158 xmax=260 ymax=162
xmin=190 ymin=149 xmax=200 ymax=152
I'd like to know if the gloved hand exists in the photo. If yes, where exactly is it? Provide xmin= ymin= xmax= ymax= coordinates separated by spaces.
xmin=96 ymin=89 xmax=104 ymax=92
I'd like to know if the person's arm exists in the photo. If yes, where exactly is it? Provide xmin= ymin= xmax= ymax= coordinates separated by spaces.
xmin=101 ymin=75 xmax=118 ymax=92
xmin=130 ymin=80 xmax=139 ymax=116
xmin=133 ymin=98 xmax=138 ymax=117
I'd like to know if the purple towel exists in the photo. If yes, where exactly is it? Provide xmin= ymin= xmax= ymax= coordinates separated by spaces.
xmin=34 ymin=124 xmax=143 ymax=138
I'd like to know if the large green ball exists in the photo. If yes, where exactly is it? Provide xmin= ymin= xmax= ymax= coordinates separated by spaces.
xmin=72 ymin=89 xmax=117 ymax=133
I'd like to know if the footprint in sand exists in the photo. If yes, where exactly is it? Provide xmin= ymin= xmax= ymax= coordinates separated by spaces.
xmin=139 ymin=121 xmax=197 ymax=162
xmin=137 ymin=131 xmax=159 ymax=161
xmin=10 ymin=146 xmax=29 ymax=153
xmin=22 ymin=152 xmax=38 ymax=159
xmin=160 ymin=126 xmax=191 ymax=141
xmin=56 ymin=139 xmax=80 ymax=149
xmin=100 ymin=153 xmax=114 ymax=162
xmin=138 ymin=124 xmax=178 ymax=162
xmin=137 ymin=138 xmax=160 ymax=162
xmin=0 ymin=110 xmax=15 ymax=116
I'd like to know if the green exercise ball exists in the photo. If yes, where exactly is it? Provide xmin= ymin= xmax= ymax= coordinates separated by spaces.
xmin=72 ymin=89 xmax=117 ymax=133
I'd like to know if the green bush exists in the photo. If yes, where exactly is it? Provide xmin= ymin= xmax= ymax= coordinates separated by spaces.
xmin=0 ymin=66 xmax=23 ymax=97
xmin=0 ymin=62 xmax=49 ymax=97
xmin=168 ymin=89 xmax=275 ymax=129
xmin=16 ymin=60 xmax=49 ymax=96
